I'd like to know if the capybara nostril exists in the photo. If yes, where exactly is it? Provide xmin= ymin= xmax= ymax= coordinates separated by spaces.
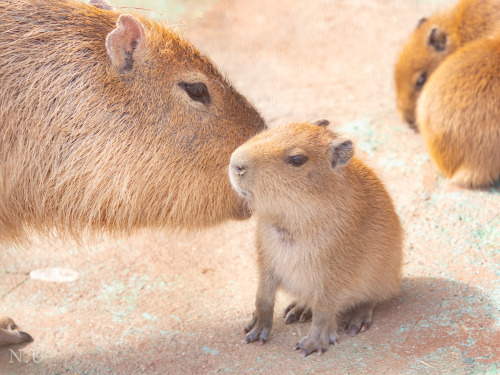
xmin=234 ymin=164 xmax=248 ymax=176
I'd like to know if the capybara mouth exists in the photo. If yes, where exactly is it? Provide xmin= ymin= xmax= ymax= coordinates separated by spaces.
xmin=233 ymin=197 xmax=253 ymax=220
xmin=405 ymin=116 xmax=419 ymax=131
xmin=232 ymin=185 xmax=253 ymax=200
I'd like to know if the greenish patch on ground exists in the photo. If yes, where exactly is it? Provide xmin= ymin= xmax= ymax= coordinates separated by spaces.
xmin=201 ymin=345 xmax=219 ymax=355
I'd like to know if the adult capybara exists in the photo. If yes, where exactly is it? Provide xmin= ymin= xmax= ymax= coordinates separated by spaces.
xmin=416 ymin=33 xmax=500 ymax=188
xmin=229 ymin=121 xmax=403 ymax=356
xmin=0 ymin=0 xmax=265 ymax=345
xmin=394 ymin=0 xmax=500 ymax=127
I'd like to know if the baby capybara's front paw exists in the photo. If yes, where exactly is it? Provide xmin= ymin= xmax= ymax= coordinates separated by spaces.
xmin=243 ymin=310 xmax=273 ymax=345
xmin=294 ymin=325 xmax=338 ymax=357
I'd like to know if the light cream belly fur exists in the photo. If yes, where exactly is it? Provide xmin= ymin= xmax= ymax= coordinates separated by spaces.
xmin=261 ymin=225 xmax=325 ymax=306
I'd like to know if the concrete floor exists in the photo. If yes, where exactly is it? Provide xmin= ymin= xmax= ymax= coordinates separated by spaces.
xmin=1 ymin=0 xmax=499 ymax=374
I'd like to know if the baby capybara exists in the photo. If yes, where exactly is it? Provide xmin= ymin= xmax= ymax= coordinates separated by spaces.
xmin=229 ymin=121 xmax=403 ymax=356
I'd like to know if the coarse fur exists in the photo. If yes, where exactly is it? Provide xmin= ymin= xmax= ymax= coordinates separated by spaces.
xmin=0 ymin=0 xmax=265 ymax=246
xmin=0 ymin=0 xmax=265 ymax=345
xmin=394 ymin=0 xmax=500 ymax=127
xmin=229 ymin=122 xmax=403 ymax=356
xmin=416 ymin=33 xmax=500 ymax=188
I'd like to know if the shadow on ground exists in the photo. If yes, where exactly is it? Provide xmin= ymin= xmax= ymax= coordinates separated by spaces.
xmin=1 ymin=277 xmax=497 ymax=374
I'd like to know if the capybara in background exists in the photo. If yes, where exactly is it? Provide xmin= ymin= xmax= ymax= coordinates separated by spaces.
xmin=394 ymin=0 xmax=500 ymax=127
xmin=0 ymin=0 xmax=265 ymax=345
xmin=416 ymin=33 xmax=500 ymax=188
xmin=229 ymin=121 xmax=403 ymax=356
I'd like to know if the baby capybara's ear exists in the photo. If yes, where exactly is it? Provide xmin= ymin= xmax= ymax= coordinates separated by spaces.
xmin=105 ymin=14 xmax=146 ymax=73
xmin=416 ymin=17 xmax=427 ymax=29
xmin=328 ymin=139 xmax=353 ymax=170
xmin=312 ymin=119 xmax=330 ymax=127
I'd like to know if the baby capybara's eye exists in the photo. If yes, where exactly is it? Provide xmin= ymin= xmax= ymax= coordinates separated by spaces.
xmin=179 ymin=82 xmax=210 ymax=105
xmin=285 ymin=155 xmax=308 ymax=167
xmin=415 ymin=72 xmax=427 ymax=90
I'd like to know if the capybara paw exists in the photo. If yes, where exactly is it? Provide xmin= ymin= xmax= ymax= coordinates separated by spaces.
xmin=283 ymin=302 xmax=312 ymax=324
xmin=293 ymin=331 xmax=337 ymax=357
xmin=0 ymin=317 xmax=33 ymax=346
xmin=340 ymin=303 xmax=375 ymax=337
xmin=243 ymin=312 xmax=272 ymax=345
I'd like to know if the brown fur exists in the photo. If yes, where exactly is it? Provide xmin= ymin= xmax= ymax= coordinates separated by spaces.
xmin=229 ymin=122 xmax=403 ymax=356
xmin=394 ymin=0 xmax=500 ymax=126
xmin=0 ymin=0 xmax=265 ymax=345
xmin=0 ymin=0 xmax=265 ymax=246
xmin=416 ymin=33 xmax=500 ymax=188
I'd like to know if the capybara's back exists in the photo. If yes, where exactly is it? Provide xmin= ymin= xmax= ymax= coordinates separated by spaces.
xmin=394 ymin=0 xmax=500 ymax=126
xmin=0 ymin=0 xmax=265 ymax=246
xmin=416 ymin=34 xmax=500 ymax=188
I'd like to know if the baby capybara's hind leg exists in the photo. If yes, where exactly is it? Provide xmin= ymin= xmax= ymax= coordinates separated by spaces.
xmin=339 ymin=302 xmax=376 ymax=337
xmin=0 ymin=317 xmax=32 ymax=346
xmin=283 ymin=301 xmax=312 ymax=324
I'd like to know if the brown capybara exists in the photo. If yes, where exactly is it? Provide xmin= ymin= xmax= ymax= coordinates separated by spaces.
xmin=0 ymin=0 xmax=265 ymax=345
xmin=229 ymin=121 xmax=403 ymax=357
xmin=394 ymin=0 xmax=500 ymax=127
xmin=416 ymin=33 xmax=500 ymax=188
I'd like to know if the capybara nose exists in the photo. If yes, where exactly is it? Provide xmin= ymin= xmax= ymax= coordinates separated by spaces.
xmin=405 ymin=114 xmax=415 ymax=127
xmin=234 ymin=164 xmax=248 ymax=176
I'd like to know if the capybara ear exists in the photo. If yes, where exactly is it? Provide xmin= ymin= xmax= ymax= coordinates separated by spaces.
xmin=106 ymin=14 xmax=145 ymax=73
xmin=328 ymin=139 xmax=353 ymax=170
xmin=427 ymin=26 xmax=447 ymax=51
xmin=90 ymin=0 xmax=113 ymax=10
xmin=416 ymin=17 xmax=427 ymax=29
xmin=312 ymin=119 xmax=330 ymax=127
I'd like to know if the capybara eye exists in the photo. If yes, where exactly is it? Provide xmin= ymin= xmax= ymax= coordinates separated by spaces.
xmin=285 ymin=155 xmax=308 ymax=167
xmin=179 ymin=82 xmax=210 ymax=105
xmin=415 ymin=72 xmax=427 ymax=90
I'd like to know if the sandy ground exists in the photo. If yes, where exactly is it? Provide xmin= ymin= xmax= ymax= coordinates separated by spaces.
xmin=1 ymin=0 xmax=499 ymax=374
